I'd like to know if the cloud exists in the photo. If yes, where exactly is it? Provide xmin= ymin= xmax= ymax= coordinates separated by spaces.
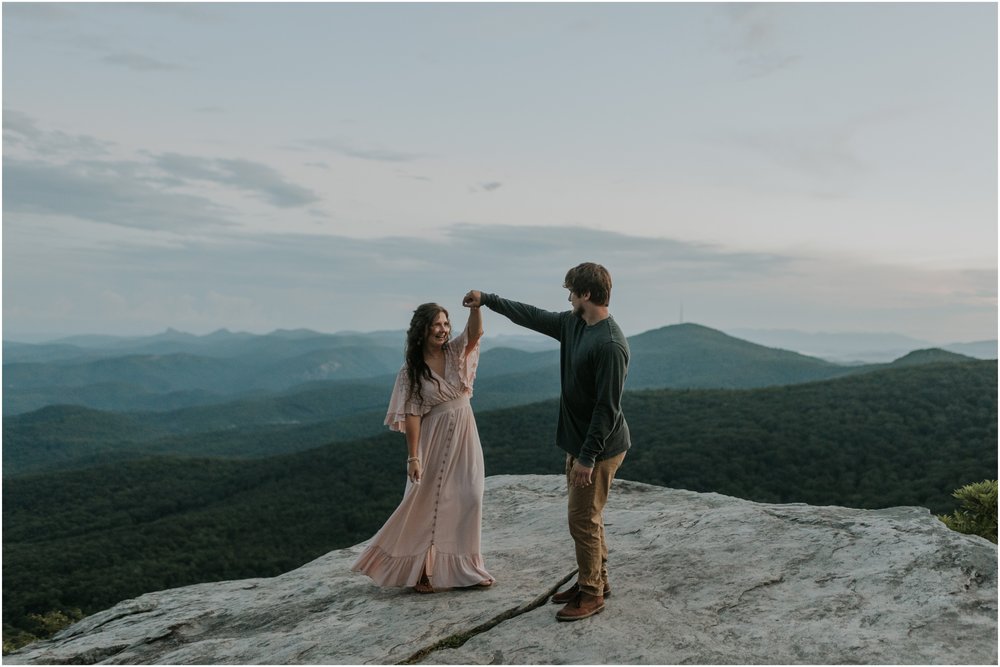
xmin=306 ymin=138 xmax=427 ymax=163
xmin=101 ymin=52 xmax=184 ymax=72
xmin=394 ymin=169 xmax=431 ymax=182
xmin=150 ymin=153 xmax=321 ymax=208
xmin=4 ymin=222 xmax=995 ymax=341
xmin=122 ymin=3 xmax=225 ymax=24
xmin=442 ymin=224 xmax=793 ymax=282
xmin=2 ymin=158 xmax=235 ymax=231
xmin=1 ymin=3 xmax=77 ymax=22
xmin=3 ymin=152 xmax=321 ymax=231
xmin=4 ymin=110 xmax=115 ymax=157
xmin=714 ymin=4 xmax=801 ymax=80
xmin=736 ymin=53 xmax=801 ymax=80
xmin=3 ymin=114 xmax=321 ymax=228
xmin=724 ymin=125 xmax=866 ymax=184
xmin=713 ymin=101 xmax=919 ymax=199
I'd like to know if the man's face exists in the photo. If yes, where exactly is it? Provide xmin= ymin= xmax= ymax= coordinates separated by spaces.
xmin=567 ymin=289 xmax=588 ymax=317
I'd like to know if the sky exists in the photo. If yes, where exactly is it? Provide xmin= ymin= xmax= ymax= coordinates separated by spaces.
xmin=2 ymin=1 xmax=997 ymax=344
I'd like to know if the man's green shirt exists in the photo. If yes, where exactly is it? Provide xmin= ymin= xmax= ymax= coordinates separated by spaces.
xmin=481 ymin=293 xmax=631 ymax=467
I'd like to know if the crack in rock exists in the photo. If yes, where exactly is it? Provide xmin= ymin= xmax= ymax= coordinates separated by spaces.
xmin=398 ymin=570 xmax=578 ymax=665
xmin=711 ymin=574 xmax=786 ymax=623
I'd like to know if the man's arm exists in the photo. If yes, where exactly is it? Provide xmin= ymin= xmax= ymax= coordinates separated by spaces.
xmin=463 ymin=290 xmax=564 ymax=340
xmin=578 ymin=341 xmax=629 ymax=468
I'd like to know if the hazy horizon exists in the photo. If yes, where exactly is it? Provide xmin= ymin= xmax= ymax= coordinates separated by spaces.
xmin=5 ymin=320 xmax=995 ymax=348
xmin=3 ymin=3 xmax=996 ymax=345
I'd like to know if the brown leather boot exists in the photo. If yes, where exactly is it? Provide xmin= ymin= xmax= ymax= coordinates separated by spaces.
xmin=555 ymin=592 xmax=605 ymax=622
xmin=551 ymin=582 xmax=611 ymax=604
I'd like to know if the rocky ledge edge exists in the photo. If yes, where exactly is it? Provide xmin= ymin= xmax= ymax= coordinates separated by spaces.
xmin=7 ymin=474 xmax=997 ymax=664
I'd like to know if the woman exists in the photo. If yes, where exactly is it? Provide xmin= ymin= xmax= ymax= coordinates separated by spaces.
xmin=351 ymin=301 xmax=495 ymax=593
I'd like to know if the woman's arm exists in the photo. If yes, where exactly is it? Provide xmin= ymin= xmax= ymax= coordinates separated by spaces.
xmin=464 ymin=302 xmax=484 ymax=357
xmin=404 ymin=413 xmax=422 ymax=483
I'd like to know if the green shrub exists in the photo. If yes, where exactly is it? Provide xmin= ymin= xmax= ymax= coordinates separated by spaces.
xmin=2 ymin=609 xmax=83 ymax=655
xmin=938 ymin=480 xmax=998 ymax=543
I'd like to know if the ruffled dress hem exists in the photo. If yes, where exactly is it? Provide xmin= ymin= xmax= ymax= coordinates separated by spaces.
xmin=352 ymin=543 xmax=494 ymax=589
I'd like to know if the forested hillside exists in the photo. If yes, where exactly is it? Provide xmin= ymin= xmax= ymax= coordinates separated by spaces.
xmin=6 ymin=323 xmax=916 ymax=417
xmin=10 ymin=323 xmax=981 ymax=479
xmin=4 ymin=359 xmax=995 ymax=642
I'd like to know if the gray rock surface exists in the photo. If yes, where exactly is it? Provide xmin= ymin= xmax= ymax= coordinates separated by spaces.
xmin=8 ymin=475 xmax=997 ymax=664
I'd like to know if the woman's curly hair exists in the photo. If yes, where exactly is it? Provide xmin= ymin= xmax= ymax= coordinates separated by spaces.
xmin=404 ymin=303 xmax=450 ymax=405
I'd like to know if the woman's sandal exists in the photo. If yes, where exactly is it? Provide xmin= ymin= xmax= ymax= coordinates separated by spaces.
xmin=474 ymin=579 xmax=494 ymax=589
xmin=413 ymin=575 xmax=435 ymax=594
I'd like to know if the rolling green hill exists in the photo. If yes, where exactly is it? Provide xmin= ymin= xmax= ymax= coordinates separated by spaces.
xmin=472 ymin=323 xmax=871 ymax=399
xmin=4 ymin=359 xmax=994 ymax=641
xmin=4 ymin=322 xmax=869 ymax=416
xmin=625 ymin=323 xmax=854 ymax=388
xmin=2 ymin=346 xmax=403 ymax=415
xmin=4 ymin=323 xmax=980 ymax=477
xmin=2 ymin=376 xmax=396 ymax=476
xmin=888 ymin=348 xmax=978 ymax=366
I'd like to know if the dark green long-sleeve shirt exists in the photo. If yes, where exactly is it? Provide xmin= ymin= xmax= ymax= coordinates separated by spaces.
xmin=481 ymin=293 xmax=631 ymax=467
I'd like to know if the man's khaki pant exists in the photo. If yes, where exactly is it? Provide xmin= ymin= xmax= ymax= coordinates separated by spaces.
xmin=565 ymin=451 xmax=626 ymax=597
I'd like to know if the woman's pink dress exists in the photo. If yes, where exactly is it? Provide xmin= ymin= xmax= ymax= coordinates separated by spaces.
xmin=351 ymin=327 xmax=494 ymax=588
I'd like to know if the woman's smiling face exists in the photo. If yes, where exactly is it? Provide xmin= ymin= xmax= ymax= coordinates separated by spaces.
xmin=426 ymin=311 xmax=451 ymax=348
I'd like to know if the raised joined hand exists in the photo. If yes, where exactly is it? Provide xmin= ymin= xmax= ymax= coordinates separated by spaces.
xmin=462 ymin=290 xmax=482 ymax=308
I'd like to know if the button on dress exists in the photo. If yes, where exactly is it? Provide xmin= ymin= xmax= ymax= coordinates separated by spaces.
xmin=351 ymin=328 xmax=494 ymax=588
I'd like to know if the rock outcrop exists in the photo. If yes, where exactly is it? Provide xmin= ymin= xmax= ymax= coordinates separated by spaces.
xmin=8 ymin=475 xmax=997 ymax=664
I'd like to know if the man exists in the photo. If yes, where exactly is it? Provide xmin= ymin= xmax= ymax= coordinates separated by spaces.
xmin=463 ymin=262 xmax=630 ymax=621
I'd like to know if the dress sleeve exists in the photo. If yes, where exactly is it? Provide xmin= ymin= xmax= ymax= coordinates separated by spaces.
xmin=448 ymin=328 xmax=480 ymax=394
xmin=384 ymin=366 xmax=426 ymax=432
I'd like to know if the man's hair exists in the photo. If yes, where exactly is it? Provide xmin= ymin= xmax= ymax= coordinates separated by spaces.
xmin=563 ymin=262 xmax=612 ymax=306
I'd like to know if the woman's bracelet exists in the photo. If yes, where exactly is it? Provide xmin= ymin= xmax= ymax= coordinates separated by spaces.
xmin=407 ymin=456 xmax=420 ymax=463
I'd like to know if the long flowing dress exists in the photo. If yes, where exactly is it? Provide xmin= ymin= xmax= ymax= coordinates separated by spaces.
xmin=351 ymin=327 xmax=494 ymax=588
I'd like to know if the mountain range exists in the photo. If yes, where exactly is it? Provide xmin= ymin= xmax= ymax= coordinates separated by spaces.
xmin=3 ymin=322 xmax=988 ymax=477
xmin=7 ymin=322 xmax=990 ymax=417
xmin=729 ymin=327 xmax=997 ymax=363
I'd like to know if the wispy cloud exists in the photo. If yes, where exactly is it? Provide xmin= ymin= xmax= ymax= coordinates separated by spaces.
xmin=306 ymin=138 xmax=427 ymax=163
xmin=2 ymin=3 xmax=77 ymax=22
xmin=712 ymin=103 xmax=913 ymax=198
xmin=122 ymin=3 xmax=225 ymax=24
xmin=151 ymin=153 xmax=321 ymax=208
xmin=4 ymin=110 xmax=114 ymax=157
xmin=441 ymin=224 xmax=792 ymax=283
xmin=4 ymin=221 xmax=995 ymax=340
xmin=724 ymin=125 xmax=866 ymax=186
xmin=101 ymin=52 xmax=184 ymax=72
xmin=715 ymin=4 xmax=801 ymax=80
xmin=3 ymin=158 xmax=235 ymax=231
xmin=394 ymin=169 xmax=432 ymax=182
xmin=3 ymin=113 xmax=322 ymax=230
